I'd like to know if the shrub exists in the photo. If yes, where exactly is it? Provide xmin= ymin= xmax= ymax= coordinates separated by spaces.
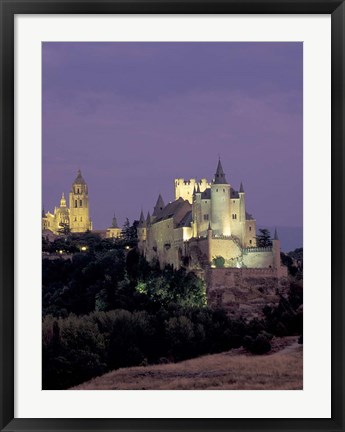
xmin=260 ymin=330 xmax=273 ymax=341
xmin=165 ymin=315 xmax=195 ymax=361
xmin=213 ymin=256 xmax=225 ymax=268
xmin=242 ymin=335 xmax=254 ymax=350
xmin=249 ymin=334 xmax=271 ymax=355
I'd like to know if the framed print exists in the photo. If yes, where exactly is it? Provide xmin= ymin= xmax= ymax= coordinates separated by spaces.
xmin=0 ymin=1 xmax=344 ymax=432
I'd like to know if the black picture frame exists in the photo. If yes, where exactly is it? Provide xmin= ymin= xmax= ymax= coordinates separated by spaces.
xmin=1 ymin=1 xmax=344 ymax=431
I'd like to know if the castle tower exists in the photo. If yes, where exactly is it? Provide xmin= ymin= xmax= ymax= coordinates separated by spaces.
xmin=210 ymin=159 xmax=231 ymax=236
xmin=238 ymin=182 xmax=246 ymax=243
xmin=137 ymin=210 xmax=147 ymax=242
xmin=192 ymin=184 xmax=202 ymax=237
xmin=153 ymin=194 xmax=165 ymax=217
xmin=69 ymin=169 xmax=91 ymax=233
xmin=272 ymin=228 xmax=282 ymax=275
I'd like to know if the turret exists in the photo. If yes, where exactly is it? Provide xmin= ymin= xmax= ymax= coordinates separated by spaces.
xmin=137 ymin=210 xmax=147 ymax=242
xmin=146 ymin=211 xmax=151 ymax=226
xmin=272 ymin=228 xmax=282 ymax=274
xmin=239 ymin=182 xmax=246 ymax=223
xmin=210 ymin=159 xmax=231 ymax=236
xmin=153 ymin=194 xmax=165 ymax=217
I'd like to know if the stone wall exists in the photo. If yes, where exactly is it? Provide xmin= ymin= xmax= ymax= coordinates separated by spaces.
xmin=209 ymin=237 xmax=242 ymax=266
xmin=205 ymin=267 xmax=288 ymax=320
xmin=242 ymin=247 xmax=274 ymax=268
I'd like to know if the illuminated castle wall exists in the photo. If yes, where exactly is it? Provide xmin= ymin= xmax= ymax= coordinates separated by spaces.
xmin=138 ymin=160 xmax=286 ymax=277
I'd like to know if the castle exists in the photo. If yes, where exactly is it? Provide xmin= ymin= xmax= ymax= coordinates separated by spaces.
xmin=42 ymin=164 xmax=286 ymax=281
xmin=137 ymin=160 xmax=287 ymax=278
xmin=42 ymin=163 xmax=288 ymax=316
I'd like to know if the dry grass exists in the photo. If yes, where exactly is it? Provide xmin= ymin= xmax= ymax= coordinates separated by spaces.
xmin=72 ymin=336 xmax=302 ymax=390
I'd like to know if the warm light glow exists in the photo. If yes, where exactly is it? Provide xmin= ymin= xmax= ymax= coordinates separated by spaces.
xmin=59 ymin=250 xmax=63 ymax=254
xmin=81 ymin=246 xmax=87 ymax=251
xmin=125 ymin=246 xmax=130 ymax=250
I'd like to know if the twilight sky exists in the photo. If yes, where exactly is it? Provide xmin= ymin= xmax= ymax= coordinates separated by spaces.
xmin=42 ymin=42 xmax=303 ymax=243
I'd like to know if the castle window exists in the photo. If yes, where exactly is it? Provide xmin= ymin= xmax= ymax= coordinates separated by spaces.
xmin=77 ymin=188 xmax=80 ymax=194
xmin=74 ymin=217 xmax=77 ymax=222
xmin=74 ymin=200 xmax=77 ymax=208
xmin=80 ymin=217 xmax=82 ymax=222
xmin=249 ymin=239 xmax=252 ymax=244
xmin=223 ymin=189 xmax=225 ymax=192
xmin=80 ymin=200 xmax=82 ymax=207
xmin=203 ymin=214 xmax=209 ymax=221
xmin=216 ymin=189 xmax=218 ymax=192
xmin=249 ymin=226 xmax=252 ymax=231
xmin=232 ymin=214 xmax=237 ymax=220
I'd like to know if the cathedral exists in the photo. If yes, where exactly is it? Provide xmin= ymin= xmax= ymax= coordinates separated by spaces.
xmin=42 ymin=169 xmax=92 ymax=235
xmin=138 ymin=160 xmax=287 ymax=277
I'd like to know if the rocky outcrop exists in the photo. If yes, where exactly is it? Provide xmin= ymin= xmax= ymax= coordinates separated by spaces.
xmin=205 ymin=267 xmax=289 ymax=320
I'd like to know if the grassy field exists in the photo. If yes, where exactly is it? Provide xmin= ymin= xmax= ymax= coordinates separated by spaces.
xmin=73 ymin=336 xmax=302 ymax=390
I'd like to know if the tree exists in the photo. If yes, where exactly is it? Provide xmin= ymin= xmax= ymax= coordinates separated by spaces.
xmin=256 ymin=228 xmax=272 ymax=247
xmin=58 ymin=222 xmax=71 ymax=236
xmin=121 ymin=218 xmax=139 ymax=247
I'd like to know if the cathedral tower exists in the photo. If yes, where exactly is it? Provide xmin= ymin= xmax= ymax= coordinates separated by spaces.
xmin=69 ymin=169 xmax=92 ymax=233
xmin=210 ymin=159 xmax=231 ymax=236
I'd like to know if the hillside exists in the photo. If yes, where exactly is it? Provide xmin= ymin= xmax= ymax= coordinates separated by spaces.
xmin=73 ymin=336 xmax=302 ymax=390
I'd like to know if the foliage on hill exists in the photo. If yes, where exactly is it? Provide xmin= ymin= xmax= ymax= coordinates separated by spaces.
xmin=42 ymin=234 xmax=303 ymax=389
xmin=43 ymin=307 xmax=246 ymax=389
xmin=43 ymin=240 xmax=206 ymax=317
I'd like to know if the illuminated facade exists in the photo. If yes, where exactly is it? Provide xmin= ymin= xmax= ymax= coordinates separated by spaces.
xmin=138 ymin=160 xmax=286 ymax=277
xmin=106 ymin=214 xmax=122 ymax=239
xmin=42 ymin=170 xmax=92 ymax=235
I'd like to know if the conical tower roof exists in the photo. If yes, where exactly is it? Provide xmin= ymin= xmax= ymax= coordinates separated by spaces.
xmin=146 ymin=211 xmax=151 ymax=225
xmin=112 ymin=213 xmax=118 ymax=228
xmin=239 ymin=182 xmax=244 ymax=193
xmin=73 ymin=169 xmax=86 ymax=185
xmin=139 ymin=210 xmax=146 ymax=227
xmin=213 ymin=159 xmax=228 ymax=184
xmin=274 ymin=228 xmax=279 ymax=240
xmin=153 ymin=194 xmax=165 ymax=216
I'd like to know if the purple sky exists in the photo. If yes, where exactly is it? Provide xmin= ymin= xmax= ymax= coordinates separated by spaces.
xmin=42 ymin=42 xmax=303 ymax=238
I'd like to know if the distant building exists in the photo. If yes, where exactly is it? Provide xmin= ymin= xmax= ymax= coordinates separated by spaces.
xmin=106 ymin=214 xmax=122 ymax=239
xmin=137 ymin=159 xmax=287 ymax=278
xmin=42 ymin=170 xmax=92 ymax=235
